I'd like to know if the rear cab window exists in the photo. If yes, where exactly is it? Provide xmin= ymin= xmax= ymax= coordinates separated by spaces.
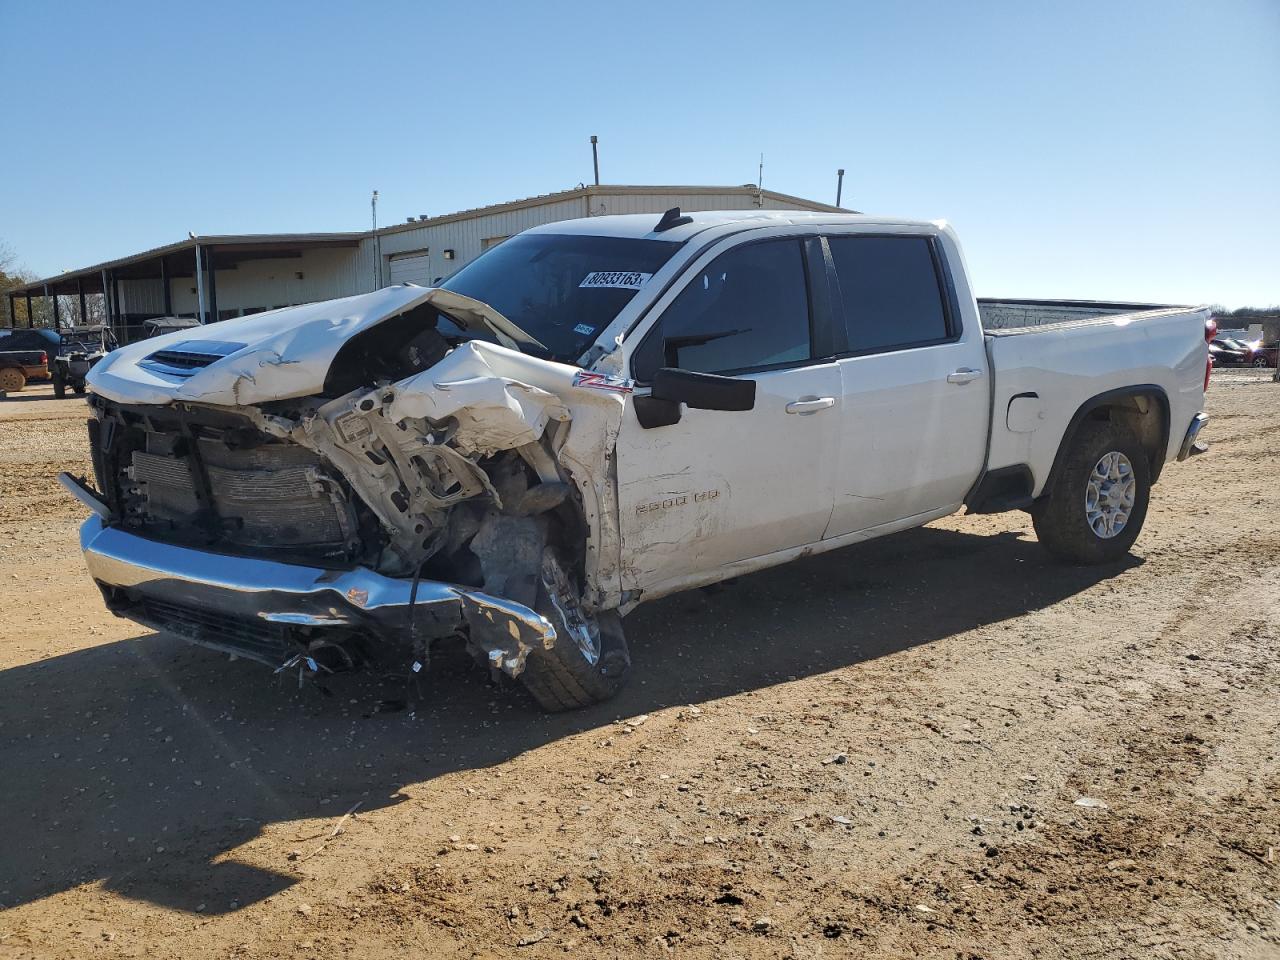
xmin=826 ymin=235 xmax=955 ymax=353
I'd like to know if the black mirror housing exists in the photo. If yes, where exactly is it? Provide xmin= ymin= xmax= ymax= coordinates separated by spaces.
xmin=651 ymin=367 xmax=756 ymax=412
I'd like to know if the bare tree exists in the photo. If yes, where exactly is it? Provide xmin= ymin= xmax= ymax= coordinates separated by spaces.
xmin=0 ymin=240 xmax=39 ymax=327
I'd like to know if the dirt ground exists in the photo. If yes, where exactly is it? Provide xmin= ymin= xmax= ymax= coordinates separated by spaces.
xmin=0 ymin=372 xmax=1276 ymax=960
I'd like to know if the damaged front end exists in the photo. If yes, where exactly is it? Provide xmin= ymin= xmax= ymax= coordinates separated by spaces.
xmin=74 ymin=290 xmax=630 ymax=700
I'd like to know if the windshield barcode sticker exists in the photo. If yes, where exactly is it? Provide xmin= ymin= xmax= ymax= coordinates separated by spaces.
xmin=579 ymin=271 xmax=652 ymax=290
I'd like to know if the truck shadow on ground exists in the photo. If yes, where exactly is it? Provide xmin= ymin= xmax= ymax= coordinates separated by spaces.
xmin=0 ymin=391 xmax=77 ymax=405
xmin=0 ymin=524 xmax=1139 ymax=914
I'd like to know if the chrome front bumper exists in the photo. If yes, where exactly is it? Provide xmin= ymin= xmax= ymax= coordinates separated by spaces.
xmin=1177 ymin=412 xmax=1209 ymax=461
xmin=78 ymin=515 xmax=556 ymax=676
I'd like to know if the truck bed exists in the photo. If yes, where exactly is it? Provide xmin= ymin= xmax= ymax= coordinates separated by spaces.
xmin=982 ymin=306 xmax=1211 ymax=497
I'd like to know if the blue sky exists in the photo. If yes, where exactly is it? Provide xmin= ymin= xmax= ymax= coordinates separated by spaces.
xmin=2 ymin=0 xmax=1277 ymax=307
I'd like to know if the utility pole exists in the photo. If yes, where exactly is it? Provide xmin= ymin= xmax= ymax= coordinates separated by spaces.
xmin=371 ymin=190 xmax=382 ymax=290
xmin=836 ymin=168 xmax=845 ymax=208
xmin=590 ymin=136 xmax=600 ymax=186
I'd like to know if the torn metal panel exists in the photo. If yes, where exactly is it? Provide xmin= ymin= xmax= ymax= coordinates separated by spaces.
xmin=87 ymin=287 xmax=529 ymax=408
xmin=387 ymin=343 xmax=571 ymax=458
xmin=166 ymin=337 xmax=630 ymax=604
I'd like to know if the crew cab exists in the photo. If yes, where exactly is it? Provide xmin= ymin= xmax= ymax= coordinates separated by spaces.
xmin=62 ymin=210 xmax=1212 ymax=710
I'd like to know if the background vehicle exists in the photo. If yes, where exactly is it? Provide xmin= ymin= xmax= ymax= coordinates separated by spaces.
xmin=52 ymin=326 xmax=116 ymax=398
xmin=0 ymin=347 xmax=49 ymax=394
xmin=0 ymin=328 xmax=59 ymax=383
xmin=1248 ymin=340 xmax=1277 ymax=368
xmin=65 ymin=210 xmax=1211 ymax=711
xmin=1209 ymin=338 xmax=1249 ymax=366
xmin=142 ymin=317 xmax=202 ymax=338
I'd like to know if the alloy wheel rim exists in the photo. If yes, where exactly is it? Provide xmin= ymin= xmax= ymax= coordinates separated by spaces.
xmin=1085 ymin=450 xmax=1136 ymax=539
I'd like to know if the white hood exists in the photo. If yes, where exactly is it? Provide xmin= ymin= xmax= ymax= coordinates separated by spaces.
xmin=87 ymin=286 xmax=534 ymax=407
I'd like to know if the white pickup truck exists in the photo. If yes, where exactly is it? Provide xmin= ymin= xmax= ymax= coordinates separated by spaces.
xmin=64 ymin=210 xmax=1212 ymax=710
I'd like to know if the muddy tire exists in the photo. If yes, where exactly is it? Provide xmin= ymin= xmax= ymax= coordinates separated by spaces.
xmin=519 ymin=550 xmax=631 ymax=711
xmin=0 ymin=367 xmax=26 ymax=394
xmin=1032 ymin=420 xmax=1151 ymax=564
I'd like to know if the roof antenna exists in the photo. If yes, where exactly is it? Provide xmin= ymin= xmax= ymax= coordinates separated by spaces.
xmin=757 ymin=152 xmax=764 ymax=190
xmin=653 ymin=207 xmax=693 ymax=233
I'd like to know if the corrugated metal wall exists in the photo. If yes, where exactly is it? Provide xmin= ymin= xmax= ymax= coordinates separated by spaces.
xmin=117 ymin=247 xmax=365 ymax=318
xmin=361 ymin=189 xmax=828 ymax=288
xmin=585 ymin=190 xmax=775 ymax=217
xmin=116 ymin=188 xmax=839 ymax=319
xmin=363 ymin=196 xmax=591 ymax=288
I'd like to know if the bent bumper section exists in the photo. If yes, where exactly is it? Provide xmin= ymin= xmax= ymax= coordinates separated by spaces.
xmin=78 ymin=516 xmax=556 ymax=678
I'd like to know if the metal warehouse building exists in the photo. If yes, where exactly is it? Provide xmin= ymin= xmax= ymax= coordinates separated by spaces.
xmin=6 ymin=184 xmax=841 ymax=341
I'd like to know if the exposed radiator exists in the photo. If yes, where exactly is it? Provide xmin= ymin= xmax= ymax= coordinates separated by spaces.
xmin=129 ymin=438 xmax=355 ymax=552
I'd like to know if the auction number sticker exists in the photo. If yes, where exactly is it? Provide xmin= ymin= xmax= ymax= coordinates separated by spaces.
xmin=579 ymin=271 xmax=652 ymax=290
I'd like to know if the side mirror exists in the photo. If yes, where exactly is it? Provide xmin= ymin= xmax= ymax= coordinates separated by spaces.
xmin=653 ymin=367 xmax=756 ymax=411
xmin=633 ymin=368 xmax=756 ymax=429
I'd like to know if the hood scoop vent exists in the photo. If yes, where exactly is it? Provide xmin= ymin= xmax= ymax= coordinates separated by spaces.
xmin=139 ymin=340 xmax=247 ymax=378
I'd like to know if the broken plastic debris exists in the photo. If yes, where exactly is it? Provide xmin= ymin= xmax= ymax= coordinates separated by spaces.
xmin=1073 ymin=796 xmax=1108 ymax=809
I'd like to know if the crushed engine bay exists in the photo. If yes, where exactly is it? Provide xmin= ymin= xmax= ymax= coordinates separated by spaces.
xmin=83 ymin=296 xmax=632 ymax=680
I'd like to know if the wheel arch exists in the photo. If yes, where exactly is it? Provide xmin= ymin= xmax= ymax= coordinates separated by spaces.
xmin=1041 ymin=385 xmax=1171 ymax=498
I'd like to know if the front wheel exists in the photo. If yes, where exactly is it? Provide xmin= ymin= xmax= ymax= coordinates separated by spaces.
xmin=73 ymin=381 xmax=86 ymax=395
xmin=519 ymin=549 xmax=632 ymax=711
xmin=1032 ymin=421 xmax=1151 ymax=564
xmin=1254 ymin=356 xmax=1270 ymax=368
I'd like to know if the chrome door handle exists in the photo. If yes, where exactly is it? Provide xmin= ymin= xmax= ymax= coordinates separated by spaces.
xmin=785 ymin=397 xmax=836 ymax=415
xmin=946 ymin=368 xmax=983 ymax=384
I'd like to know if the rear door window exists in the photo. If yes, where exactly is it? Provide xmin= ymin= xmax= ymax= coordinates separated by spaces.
xmin=632 ymin=238 xmax=811 ymax=381
xmin=827 ymin=236 xmax=951 ymax=353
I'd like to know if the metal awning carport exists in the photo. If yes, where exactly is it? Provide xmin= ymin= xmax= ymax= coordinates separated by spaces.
xmin=6 ymin=233 xmax=363 ymax=333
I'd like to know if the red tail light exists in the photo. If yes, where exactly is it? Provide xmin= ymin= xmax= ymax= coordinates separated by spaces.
xmin=39 ymin=351 xmax=47 ymax=364
xmin=1204 ymin=357 xmax=1213 ymax=391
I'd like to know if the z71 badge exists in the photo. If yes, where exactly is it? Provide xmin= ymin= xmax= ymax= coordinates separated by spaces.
xmin=573 ymin=371 xmax=634 ymax=394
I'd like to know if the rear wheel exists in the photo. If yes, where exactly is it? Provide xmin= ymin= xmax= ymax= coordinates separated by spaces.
xmin=0 ymin=367 xmax=26 ymax=394
xmin=519 ymin=549 xmax=631 ymax=711
xmin=73 ymin=380 xmax=86 ymax=395
xmin=1032 ymin=420 xmax=1151 ymax=564
xmin=1254 ymin=356 xmax=1270 ymax=368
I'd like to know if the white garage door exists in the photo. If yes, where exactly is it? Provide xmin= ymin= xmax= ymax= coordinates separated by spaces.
xmin=388 ymin=251 xmax=431 ymax=286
